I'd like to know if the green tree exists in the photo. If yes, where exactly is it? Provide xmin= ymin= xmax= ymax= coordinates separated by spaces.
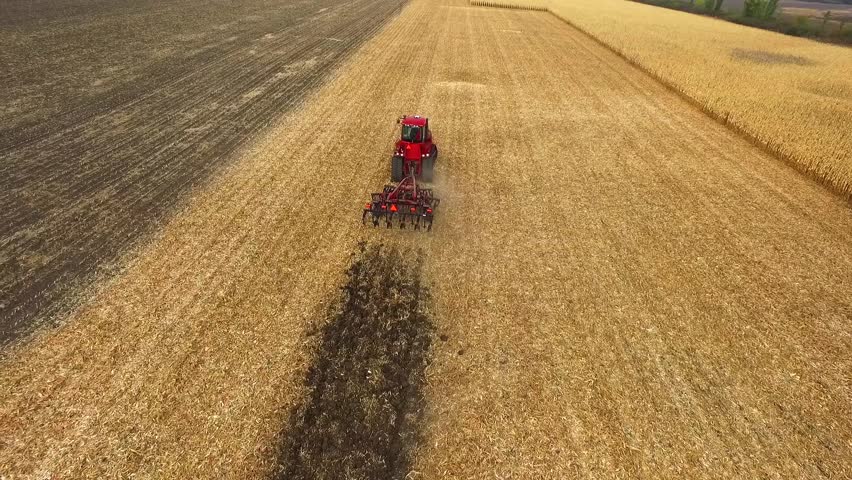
xmin=744 ymin=0 xmax=780 ymax=19
xmin=744 ymin=0 xmax=761 ymax=17
xmin=702 ymin=0 xmax=724 ymax=12
xmin=764 ymin=0 xmax=780 ymax=18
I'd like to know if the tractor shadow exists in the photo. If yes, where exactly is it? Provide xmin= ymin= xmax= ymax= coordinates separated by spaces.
xmin=273 ymin=242 xmax=434 ymax=480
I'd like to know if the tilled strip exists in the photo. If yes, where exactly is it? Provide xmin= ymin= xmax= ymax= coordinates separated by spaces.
xmin=274 ymin=242 xmax=433 ymax=480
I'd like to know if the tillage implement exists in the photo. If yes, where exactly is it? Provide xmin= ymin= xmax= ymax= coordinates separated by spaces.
xmin=362 ymin=115 xmax=440 ymax=231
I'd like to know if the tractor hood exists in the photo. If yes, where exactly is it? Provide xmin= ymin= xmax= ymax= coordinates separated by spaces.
xmin=400 ymin=141 xmax=425 ymax=160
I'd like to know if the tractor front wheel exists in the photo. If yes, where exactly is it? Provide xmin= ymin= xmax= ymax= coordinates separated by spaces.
xmin=391 ymin=155 xmax=404 ymax=182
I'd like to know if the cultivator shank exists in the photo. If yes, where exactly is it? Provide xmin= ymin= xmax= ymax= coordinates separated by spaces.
xmin=362 ymin=171 xmax=439 ymax=231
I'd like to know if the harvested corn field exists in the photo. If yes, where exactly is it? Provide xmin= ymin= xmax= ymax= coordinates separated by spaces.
xmin=490 ymin=0 xmax=852 ymax=195
xmin=1 ymin=0 xmax=851 ymax=479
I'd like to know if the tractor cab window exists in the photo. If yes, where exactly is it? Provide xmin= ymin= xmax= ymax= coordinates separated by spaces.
xmin=401 ymin=124 xmax=422 ymax=143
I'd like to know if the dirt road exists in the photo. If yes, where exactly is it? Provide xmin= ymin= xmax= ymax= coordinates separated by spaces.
xmin=1 ymin=1 xmax=850 ymax=478
xmin=0 ymin=0 xmax=406 ymax=345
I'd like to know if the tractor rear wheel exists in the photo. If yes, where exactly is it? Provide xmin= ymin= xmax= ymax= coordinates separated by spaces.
xmin=391 ymin=155 xmax=403 ymax=182
xmin=422 ymin=156 xmax=434 ymax=182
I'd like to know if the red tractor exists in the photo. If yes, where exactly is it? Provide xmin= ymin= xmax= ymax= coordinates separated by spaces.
xmin=363 ymin=115 xmax=440 ymax=231
xmin=391 ymin=115 xmax=437 ymax=182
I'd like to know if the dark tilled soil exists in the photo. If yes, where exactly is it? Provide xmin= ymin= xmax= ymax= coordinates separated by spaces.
xmin=0 ymin=0 xmax=406 ymax=346
xmin=275 ymin=243 xmax=434 ymax=480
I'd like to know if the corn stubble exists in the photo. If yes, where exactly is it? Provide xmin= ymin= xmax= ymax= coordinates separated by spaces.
xmin=1 ymin=1 xmax=851 ymax=479
xmin=486 ymin=0 xmax=852 ymax=195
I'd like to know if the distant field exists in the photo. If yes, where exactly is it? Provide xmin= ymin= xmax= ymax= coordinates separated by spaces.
xmin=784 ymin=0 xmax=852 ymax=13
xmin=783 ymin=6 xmax=852 ymax=24
xmin=724 ymin=0 xmax=852 ymax=14
xmin=500 ymin=0 xmax=852 ymax=196
xmin=782 ymin=0 xmax=852 ymax=27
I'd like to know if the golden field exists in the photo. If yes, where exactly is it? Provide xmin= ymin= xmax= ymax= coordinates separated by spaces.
xmin=481 ymin=0 xmax=852 ymax=195
xmin=2 ymin=0 xmax=852 ymax=478
xmin=3 ymin=0 xmax=852 ymax=477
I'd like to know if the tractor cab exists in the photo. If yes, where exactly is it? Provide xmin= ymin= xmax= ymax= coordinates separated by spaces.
xmin=401 ymin=122 xmax=427 ymax=143
xmin=392 ymin=115 xmax=437 ymax=182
